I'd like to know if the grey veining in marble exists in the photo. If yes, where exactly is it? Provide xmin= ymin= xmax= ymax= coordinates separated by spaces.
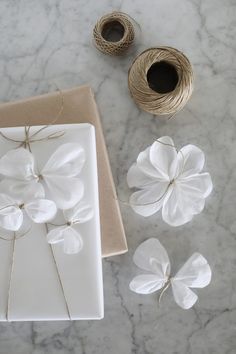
xmin=0 ymin=0 xmax=236 ymax=353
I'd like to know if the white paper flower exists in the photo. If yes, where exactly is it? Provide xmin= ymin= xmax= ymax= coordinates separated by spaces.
xmin=0 ymin=188 xmax=57 ymax=231
xmin=0 ymin=143 xmax=85 ymax=209
xmin=47 ymin=201 xmax=94 ymax=254
xmin=129 ymin=238 xmax=212 ymax=309
xmin=127 ymin=136 xmax=213 ymax=226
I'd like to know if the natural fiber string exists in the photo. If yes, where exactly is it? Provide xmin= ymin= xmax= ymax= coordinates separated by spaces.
xmin=6 ymin=232 xmax=16 ymax=321
xmin=128 ymin=47 xmax=194 ymax=115
xmin=93 ymin=11 xmax=136 ymax=56
xmin=0 ymin=228 xmax=32 ymax=242
xmin=48 ymin=219 xmax=83 ymax=227
xmin=0 ymin=88 xmax=65 ymax=151
xmin=158 ymin=277 xmax=171 ymax=306
xmin=45 ymin=223 xmax=72 ymax=320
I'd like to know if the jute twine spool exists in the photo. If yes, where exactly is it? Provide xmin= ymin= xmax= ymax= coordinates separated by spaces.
xmin=93 ymin=12 xmax=135 ymax=56
xmin=128 ymin=47 xmax=194 ymax=115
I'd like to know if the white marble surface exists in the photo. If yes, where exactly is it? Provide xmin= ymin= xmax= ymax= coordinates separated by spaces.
xmin=0 ymin=0 xmax=235 ymax=353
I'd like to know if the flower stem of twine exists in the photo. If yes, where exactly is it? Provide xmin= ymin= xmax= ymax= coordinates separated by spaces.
xmin=2 ymin=224 xmax=72 ymax=320
xmin=6 ymin=232 xmax=16 ymax=321
xmin=44 ymin=223 xmax=72 ymax=320
xmin=158 ymin=277 xmax=171 ymax=306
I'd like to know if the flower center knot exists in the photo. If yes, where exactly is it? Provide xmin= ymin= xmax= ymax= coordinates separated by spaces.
xmin=34 ymin=174 xmax=43 ymax=182
xmin=19 ymin=203 xmax=24 ymax=209
xmin=169 ymin=179 xmax=175 ymax=186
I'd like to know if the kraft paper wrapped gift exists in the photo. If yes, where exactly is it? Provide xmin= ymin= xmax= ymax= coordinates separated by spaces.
xmin=0 ymin=86 xmax=127 ymax=258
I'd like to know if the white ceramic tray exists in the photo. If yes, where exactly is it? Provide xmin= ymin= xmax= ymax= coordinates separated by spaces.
xmin=0 ymin=123 xmax=103 ymax=321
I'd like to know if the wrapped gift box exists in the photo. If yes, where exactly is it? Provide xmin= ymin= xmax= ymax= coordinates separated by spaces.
xmin=0 ymin=123 xmax=104 ymax=321
xmin=0 ymin=86 xmax=127 ymax=257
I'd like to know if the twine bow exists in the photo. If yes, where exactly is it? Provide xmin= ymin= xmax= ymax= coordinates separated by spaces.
xmin=0 ymin=123 xmax=65 ymax=153
xmin=0 ymin=88 xmax=65 ymax=152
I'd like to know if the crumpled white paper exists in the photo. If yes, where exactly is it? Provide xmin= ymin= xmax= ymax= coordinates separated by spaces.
xmin=129 ymin=238 xmax=212 ymax=309
xmin=0 ymin=187 xmax=57 ymax=231
xmin=47 ymin=201 xmax=94 ymax=254
xmin=127 ymin=136 xmax=213 ymax=226
xmin=0 ymin=143 xmax=85 ymax=209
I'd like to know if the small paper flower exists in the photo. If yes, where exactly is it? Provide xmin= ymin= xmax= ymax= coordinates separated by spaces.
xmin=0 ymin=188 xmax=57 ymax=231
xmin=0 ymin=143 xmax=85 ymax=209
xmin=129 ymin=238 xmax=212 ymax=309
xmin=127 ymin=136 xmax=213 ymax=226
xmin=47 ymin=201 xmax=94 ymax=254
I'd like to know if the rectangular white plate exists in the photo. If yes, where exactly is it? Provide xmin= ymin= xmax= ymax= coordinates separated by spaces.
xmin=0 ymin=123 xmax=104 ymax=321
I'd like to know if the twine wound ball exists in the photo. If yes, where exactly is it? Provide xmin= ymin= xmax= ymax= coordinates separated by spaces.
xmin=128 ymin=47 xmax=194 ymax=115
xmin=93 ymin=12 xmax=135 ymax=56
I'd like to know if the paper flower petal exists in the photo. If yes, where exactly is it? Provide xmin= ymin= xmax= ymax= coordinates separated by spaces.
xmin=174 ymin=253 xmax=212 ymax=288
xmin=43 ymin=176 xmax=84 ymax=209
xmin=47 ymin=225 xmax=68 ymax=244
xmin=178 ymin=145 xmax=205 ymax=178
xmin=162 ymin=173 xmax=212 ymax=227
xmin=162 ymin=185 xmax=194 ymax=226
xmin=127 ymin=164 xmax=157 ymax=188
xmin=0 ymin=179 xmax=45 ymax=201
xmin=63 ymin=227 xmax=83 ymax=254
xmin=25 ymin=199 xmax=57 ymax=223
xmin=47 ymin=225 xmax=83 ymax=254
xmin=0 ymin=193 xmax=23 ymax=231
xmin=64 ymin=202 xmax=93 ymax=223
xmin=129 ymin=182 xmax=169 ymax=217
xmin=129 ymin=274 xmax=166 ymax=294
xmin=136 ymin=146 xmax=163 ymax=180
xmin=0 ymin=148 xmax=35 ymax=181
xmin=133 ymin=238 xmax=170 ymax=278
xmin=171 ymin=280 xmax=198 ymax=309
xmin=42 ymin=143 xmax=85 ymax=178
xmin=0 ymin=206 xmax=23 ymax=231
xmin=150 ymin=137 xmax=178 ymax=180
xmin=179 ymin=173 xmax=213 ymax=199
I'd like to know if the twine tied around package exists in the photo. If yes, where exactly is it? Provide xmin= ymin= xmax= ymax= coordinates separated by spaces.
xmin=0 ymin=89 xmax=65 ymax=152
xmin=93 ymin=11 xmax=136 ymax=56
xmin=128 ymin=47 xmax=194 ymax=116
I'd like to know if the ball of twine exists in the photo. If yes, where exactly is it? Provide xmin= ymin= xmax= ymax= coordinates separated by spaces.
xmin=128 ymin=47 xmax=194 ymax=115
xmin=93 ymin=12 xmax=135 ymax=56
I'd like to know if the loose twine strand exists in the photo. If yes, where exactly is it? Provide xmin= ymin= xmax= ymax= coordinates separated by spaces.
xmin=128 ymin=46 xmax=194 ymax=115
xmin=93 ymin=11 xmax=136 ymax=56
xmin=0 ymin=89 xmax=72 ymax=320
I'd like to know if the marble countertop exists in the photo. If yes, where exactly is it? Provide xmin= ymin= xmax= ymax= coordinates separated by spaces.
xmin=0 ymin=0 xmax=235 ymax=353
